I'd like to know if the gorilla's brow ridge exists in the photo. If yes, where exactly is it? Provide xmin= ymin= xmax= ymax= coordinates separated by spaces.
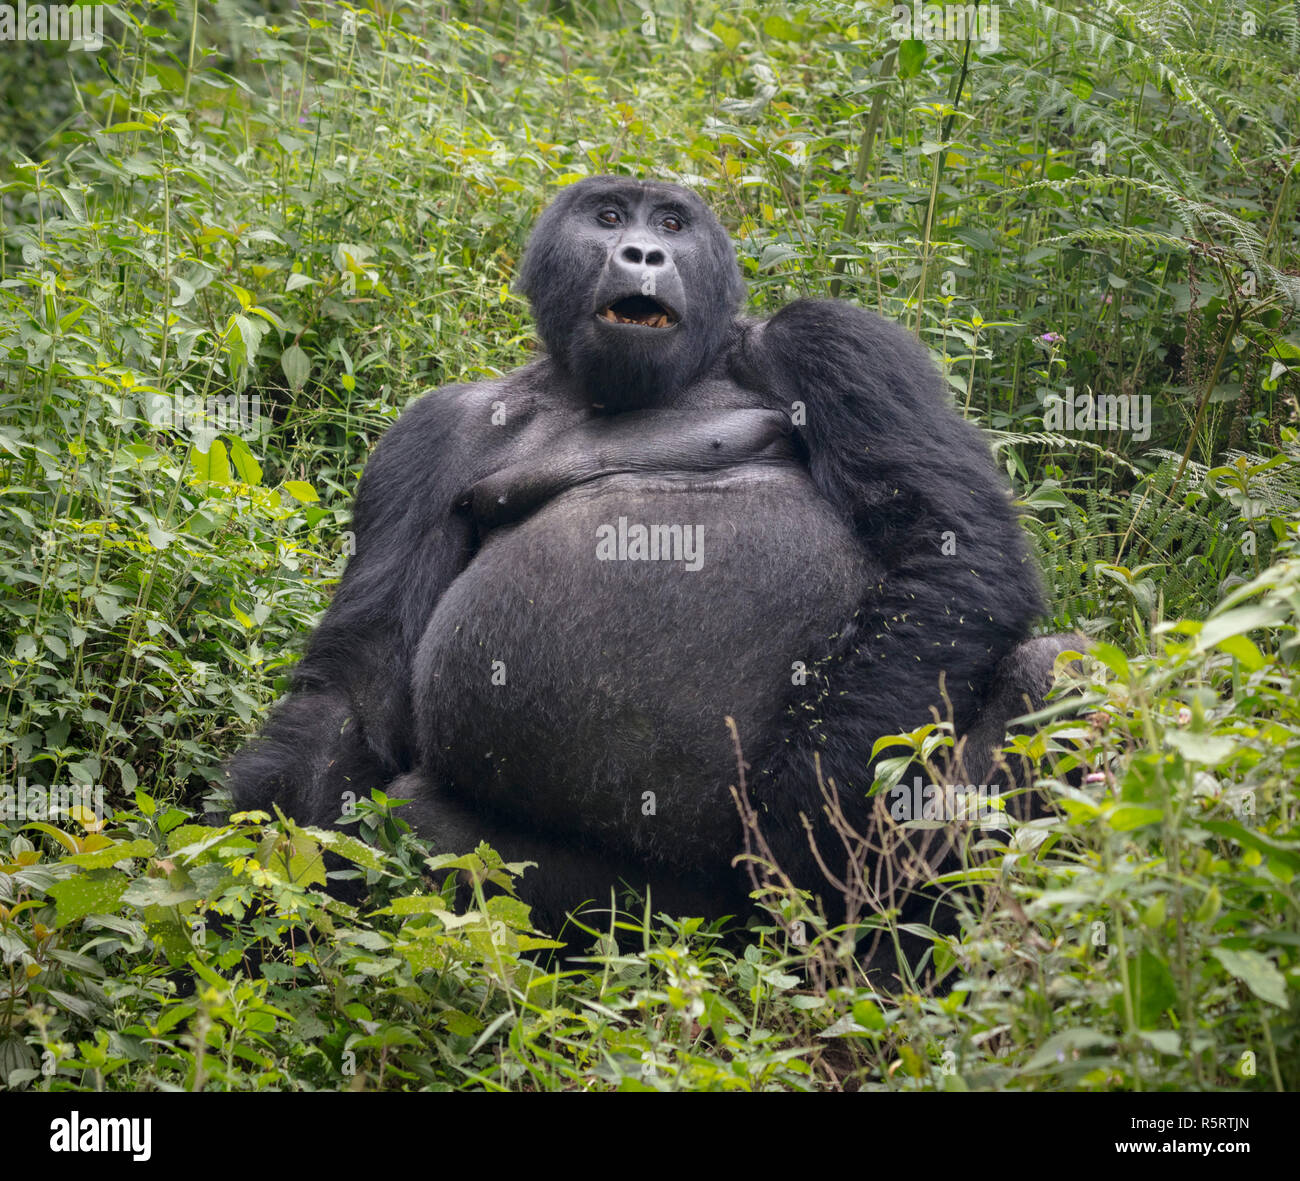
xmin=577 ymin=183 xmax=696 ymax=220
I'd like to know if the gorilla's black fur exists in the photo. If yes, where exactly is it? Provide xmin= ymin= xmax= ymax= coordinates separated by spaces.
xmin=228 ymin=177 xmax=1075 ymax=936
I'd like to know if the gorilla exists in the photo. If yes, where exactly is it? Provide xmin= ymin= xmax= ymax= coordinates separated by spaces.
xmin=228 ymin=176 xmax=1076 ymax=938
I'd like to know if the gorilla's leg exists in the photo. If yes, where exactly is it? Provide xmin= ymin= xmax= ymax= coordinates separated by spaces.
xmin=391 ymin=774 xmax=747 ymax=940
xmin=858 ymin=633 xmax=1087 ymax=988
xmin=949 ymin=632 xmax=1088 ymax=801
xmin=226 ymin=688 xmax=395 ymax=828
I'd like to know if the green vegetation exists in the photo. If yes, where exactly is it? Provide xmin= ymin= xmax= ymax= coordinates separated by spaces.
xmin=0 ymin=0 xmax=1297 ymax=1091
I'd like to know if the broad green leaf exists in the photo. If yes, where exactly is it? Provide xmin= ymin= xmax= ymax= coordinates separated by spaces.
xmin=316 ymin=831 xmax=386 ymax=871
xmin=1211 ymin=947 xmax=1289 ymax=1007
xmin=48 ymin=870 xmax=130 ymax=928
xmin=1164 ymin=730 xmax=1236 ymax=764
xmin=711 ymin=21 xmax=741 ymax=50
xmin=898 ymin=39 xmax=926 ymax=79
xmin=66 ymin=839 xmax=156 ymax=869
xmin=229 ymin=435 xmax=263 ymax=485
xmin=1107 ymin=804 xmax=1163 ymax=831
xmin=191 ymin=438 xmax=231 ymax=483
xmin=1134 ymin=950 xmax=1177 ymax=1026
xmin=372 ymin=895 xmax=450 ymax=916
xmin=1197 ymin=604 xmax=1280 ymax=650
xmin=281 ymin=344 xmax=311 ymax=392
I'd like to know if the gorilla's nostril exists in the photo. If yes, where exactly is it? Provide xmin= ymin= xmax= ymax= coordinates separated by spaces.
xmin=645 ymin=250 xmax=664 ymax=266
xmin=621 ymin=246 xmax=643 ymax=264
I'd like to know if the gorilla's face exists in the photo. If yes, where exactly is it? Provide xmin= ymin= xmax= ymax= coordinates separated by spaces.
xmin=517 ymin=177 xmax=746 ymax=409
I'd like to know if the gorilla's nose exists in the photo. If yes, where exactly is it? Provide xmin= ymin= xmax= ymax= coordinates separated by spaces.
xmin=611 ymin=237 xmax=672 ymax=283
xmin=617 ymin=241 xmax=666 ymax=268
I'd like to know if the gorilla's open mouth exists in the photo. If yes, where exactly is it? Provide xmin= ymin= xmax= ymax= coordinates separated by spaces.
xmin=597 ymin=295 xmax=678 ymax=328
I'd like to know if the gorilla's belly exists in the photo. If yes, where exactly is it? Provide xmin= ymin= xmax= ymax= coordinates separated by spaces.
xmin=413 ymin=466 xmax=869 ymax=868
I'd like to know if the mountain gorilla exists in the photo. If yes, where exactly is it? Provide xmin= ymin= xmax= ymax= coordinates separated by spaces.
xmin=228 ymin=176 xmax=1076 ymax=938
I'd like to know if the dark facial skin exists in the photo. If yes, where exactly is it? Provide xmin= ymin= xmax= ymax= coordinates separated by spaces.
xmin=516 ymin=177 xmax=745 ymax=410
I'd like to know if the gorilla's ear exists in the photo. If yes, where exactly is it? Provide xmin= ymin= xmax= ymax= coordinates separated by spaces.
xmin=515 ymin=185 xmax=583 ymax=307
xmin=690 ymin=189 xmax=745 ymax=313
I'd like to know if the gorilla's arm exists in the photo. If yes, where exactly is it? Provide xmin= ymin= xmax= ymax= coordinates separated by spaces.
xmin=225 ymin=389 xmax=476 ymax=828
xmin=464 ymin=408 xmax=793 ymax=529
xmin=731 ymin=300 xmax=1044 ymax=798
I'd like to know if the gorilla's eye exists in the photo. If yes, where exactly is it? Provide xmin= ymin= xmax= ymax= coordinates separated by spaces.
xmin=597 ymin=209 xmax=621 ymax=226
xmin=661 ymin=214 xmax=683 ymax=232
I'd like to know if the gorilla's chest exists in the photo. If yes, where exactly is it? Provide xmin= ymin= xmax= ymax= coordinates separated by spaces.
xmin=411 ymin=466 xmax=869 ymax=860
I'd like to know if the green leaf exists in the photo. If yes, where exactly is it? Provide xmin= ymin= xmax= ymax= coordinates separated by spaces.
xmin=316 ymin=831 xmax=386 ymax=872
xmin=898 ymin=39 xmax=926 ymax=79
xmin=191 ymin=438 xmax=231 ymax=483
xmin=851 ymin=1000 xmax=887 ymax=1032
xmin=1197 ymin=604 xmax=1281 ymax=651
xmin=1213 ymin=633 xmax=1265 ymax=670
xmin=1134 ymin=950 xmax=1177 ymax=1026
xmin=1024 ymin=1028 xmax=1116 ymax=1071
xmin=711 ymin=21 xmax=741 ymax=51
xmin=762 ymin=14 xmax=803 ymax=42
xmin=66 ymin=839 xmax=156 ymax=869
xmin=1211 ymin=948 xmax=1289 ymax=1007
xmin=1138 ymin=1030 xmax=1181 ymax=1056
xmin=1108 ymin=804 xmax=1163 ymax=831
xmin=282 ymin=480 xmax=319 ymax=502
xmin=228 ymin=435 xmax=263 ymax=485
xmin=47 ymin=870 xmax=130 ymax=928
xmin=281 ymin=344 xmax=311 ymax=392
xmin=372 ymin=895 xmax=450 ymax=916
xmin=1164 ymin=730 xmax=1236 ymax=764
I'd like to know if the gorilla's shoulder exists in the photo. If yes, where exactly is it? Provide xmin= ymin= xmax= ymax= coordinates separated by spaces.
xmin=393 ymin=359 xmax=560 ymax=428
xmin=732 ymin=298 xmax=951 ymax=410
xmin=763 ymin=298 xmax=935 ymax=363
